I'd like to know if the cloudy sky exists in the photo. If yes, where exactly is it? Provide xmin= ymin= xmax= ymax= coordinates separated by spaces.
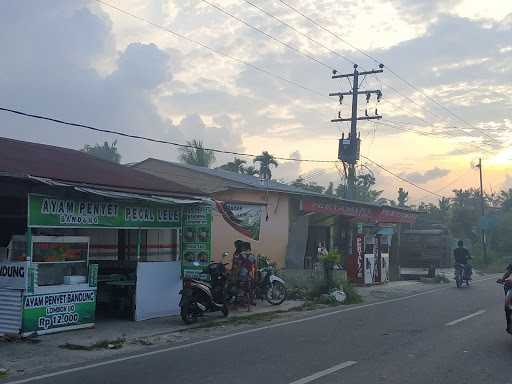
xmin=1 ymin=0 xmax=511 ymax=203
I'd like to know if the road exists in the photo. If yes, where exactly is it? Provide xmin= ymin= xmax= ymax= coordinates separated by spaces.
xmin=7 ymin=276 xmax=511 ymax=384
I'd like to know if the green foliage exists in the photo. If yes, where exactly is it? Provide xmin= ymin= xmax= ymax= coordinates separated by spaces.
xmin=290 ymin=176 xmax=325 ymax=193
xmin=81 ymin=140 xmax=121 ymax=163
xmin=217 ymin=158 xmax=247 ymax=173
xmin=320 ymin=249 xmax=342 ymax=264
xmin=397 ymin=187 xmax=409 ymax=207
xmin=178 ymin=139 xmax=216 ymax=167
xmin=253 ymin=151 xmax=278 ymax=180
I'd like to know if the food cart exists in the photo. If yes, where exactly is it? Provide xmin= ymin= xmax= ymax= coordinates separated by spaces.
xmin=0 ymin=235 xmax=97 ymax=336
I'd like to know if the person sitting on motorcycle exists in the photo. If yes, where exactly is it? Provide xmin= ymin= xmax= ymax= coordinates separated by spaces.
xmin=453 ymin=240 xmax=472 ymax=279
xmin=497 ymin=264 xmax=512 ymax=334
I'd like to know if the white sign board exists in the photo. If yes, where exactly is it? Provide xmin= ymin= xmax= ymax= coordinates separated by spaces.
xmin=0 ymin=262 xmax=27 ymax=289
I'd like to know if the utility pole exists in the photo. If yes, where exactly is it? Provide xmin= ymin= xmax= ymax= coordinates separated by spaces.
xmin=476 ymin=158 xmax=487 ymax=263
xmin=330 ymin=64 xmax=384 ymax=199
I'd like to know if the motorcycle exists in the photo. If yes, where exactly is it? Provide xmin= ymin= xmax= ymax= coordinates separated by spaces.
xmin=255 ymin=260 xmax=287 ymax=305
xmin=179 ymin=257 xmax=229 ymax=324
xmin=454 ymin=263 xmax=471 ymax=288
xmin=497 ymin=279 xmax=512 ymax=334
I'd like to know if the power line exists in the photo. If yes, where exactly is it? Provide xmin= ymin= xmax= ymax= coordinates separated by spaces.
xmin=239 ymin=0 xmax=355 ymax=66
xmin=276 ymin=0 xmax=499 ymax=144
xmin=360 ymin=155 xmax=445 ymax=198
xmin=0 ymin=106 xmax=333 ymax=163
xmin=200 ymin=0 xmax=334 ymax=71
xmin=0 ymin=106 xmax=450 ymax=199
xmin=410 ymin=168 xmax=474 ymax=204
xmin=95 ymin=0 xmax=327 ymax=99
xmin=233 ymin=0 xmax=498 ymax=153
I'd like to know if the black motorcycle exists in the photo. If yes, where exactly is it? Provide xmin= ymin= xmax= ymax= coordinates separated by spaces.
xmin=454 ymin=263 xmax=471 ymax=288
xmin=179 ymin=262 xmax=229 ymax=324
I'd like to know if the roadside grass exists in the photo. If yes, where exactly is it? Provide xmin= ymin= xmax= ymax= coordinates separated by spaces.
xmin=59 ymin=338 xmax=126 ymax=351
xmin=0 ymin=369 xmax=8 ymax=380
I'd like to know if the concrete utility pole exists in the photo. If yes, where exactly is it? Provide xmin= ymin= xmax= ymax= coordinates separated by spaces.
xmin=476 ymin=158 xmax=487 ymax=263
xmin=330 ymin=64 xmax=384 ymax=199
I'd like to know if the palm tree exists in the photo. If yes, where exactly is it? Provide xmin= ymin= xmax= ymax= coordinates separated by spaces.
xmin=218 ymin=158 xmax=247 ymax=173
xmin=178 ymin=139 xmax=215 ymax=168
xmin=242 ymin=165 xmax=259 ymax=176
xmin=82 ymin=140 xmax=121 ymax=163
xmin=253 ymin=151 xmax=278 ymax=180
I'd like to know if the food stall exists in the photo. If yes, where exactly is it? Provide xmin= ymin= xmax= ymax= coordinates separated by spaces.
xmin=0 ymin=191 xmax=213 ymax=334
xmin=0 ymin=235 xmax=97 ymax=336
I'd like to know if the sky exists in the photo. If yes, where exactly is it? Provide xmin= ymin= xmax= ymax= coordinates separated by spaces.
xmin=0 ymin=0 xmax=511 ymax=203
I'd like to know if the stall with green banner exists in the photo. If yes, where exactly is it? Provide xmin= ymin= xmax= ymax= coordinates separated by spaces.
xmin=0 ymin=190 xmax=213 ymax=335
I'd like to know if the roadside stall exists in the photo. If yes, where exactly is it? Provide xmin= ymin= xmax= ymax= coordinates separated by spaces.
xmin=0 ymin=190 xmax=212 ymax=335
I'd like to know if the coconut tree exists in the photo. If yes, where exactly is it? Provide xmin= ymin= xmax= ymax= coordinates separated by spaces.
xmin=253 ymin=151 xmax=278 ymax=180
xmin=82 ymin=140 xmax=121 ymax=163
xmin=178 ymin=139 xmax=215 ymax=168
xmin=218 ymin=158 xmax=247 ymax=173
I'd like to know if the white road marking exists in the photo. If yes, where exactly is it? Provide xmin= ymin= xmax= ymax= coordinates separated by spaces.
xmin=288 ymin=361 xmax=357 ymax=384
xmin=6 ymin=275 xmax=498 ymax=384
xmin=446 ymin=310 xmax=486 ymax=326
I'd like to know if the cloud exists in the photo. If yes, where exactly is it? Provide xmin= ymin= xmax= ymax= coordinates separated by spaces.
xmin=0 ymin=1 xmax=242 ymax=164
xmin=401 ymin=167 xmax=450 ymax=183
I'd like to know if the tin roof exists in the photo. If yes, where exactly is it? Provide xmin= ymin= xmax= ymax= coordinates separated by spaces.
xmin=0 ymin=137 xmax=200 ymax=196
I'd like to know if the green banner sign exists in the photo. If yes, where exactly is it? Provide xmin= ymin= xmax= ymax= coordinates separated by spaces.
xmin=22 ymin=290 xmax=96 ymax=333
xmin=28 ymin=194 xmax=182 ymax=229
xmin=182 ymin=206 xmax=212 ymax=279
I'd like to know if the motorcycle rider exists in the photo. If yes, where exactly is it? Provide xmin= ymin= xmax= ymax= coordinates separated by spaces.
xmin=453 ymin=240 xmax=472 ymax=280
xmin=497 ymin=264 xmax=512 ymax=334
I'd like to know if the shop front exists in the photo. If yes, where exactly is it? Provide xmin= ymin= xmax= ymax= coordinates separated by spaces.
xmin=301 ymin=198 xmax=417 ymax=285
xmin=0 ymin=189 xmax=212 ymax=335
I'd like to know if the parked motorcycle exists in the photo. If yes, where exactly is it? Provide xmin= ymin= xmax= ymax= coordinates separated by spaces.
xmin=497 ymin=279 xmax=512 ymax=334
xmin=454 ymin=263 xmax=471 ymax=288
xmin=255 ymin=260 xmax=287 ymax=305
xmin=179 ymin=258 xmax=229 ymax=324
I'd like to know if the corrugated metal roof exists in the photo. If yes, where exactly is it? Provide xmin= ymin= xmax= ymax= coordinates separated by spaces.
xmin=136 ymin=158 xmax=327 ymax=197
xmin=0 ymin=137 xmax=200 ymax=196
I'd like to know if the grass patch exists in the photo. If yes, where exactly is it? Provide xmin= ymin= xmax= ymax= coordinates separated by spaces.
xmin=59 ymin=338 xmax=125 ymax=351
xmin=0 ymin=369 xmax=8 ymax=380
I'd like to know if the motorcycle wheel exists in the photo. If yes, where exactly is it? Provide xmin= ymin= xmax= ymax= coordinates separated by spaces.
xmin=266 ymin=281 xmax=287 ymax=305
xmin=221 ymin=304 xmax=229 ymax=317
xmin=180 ymin=305 xmax=198 ymax=324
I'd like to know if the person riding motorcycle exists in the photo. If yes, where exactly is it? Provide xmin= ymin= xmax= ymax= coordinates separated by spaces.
xmin=453 ymin=240 xmax=472 ymax=280
xmin=497 ymin=264 xmax=512 ymax=334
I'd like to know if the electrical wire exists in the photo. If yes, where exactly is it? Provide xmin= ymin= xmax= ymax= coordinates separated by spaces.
xmin=0 ymin=106 xmax=333 ymax=163
xmin=201 ymin=0 xmax=334 ymax=71
xmin=94 ymin=0 xmax=327 ymax=99
xmin=0 ymin=105 xmax=450 ymax=199
xmin=360 ymin=155 xmax=445 ymax=198
xmin=276 ymin=0 xmax=499 ymax=144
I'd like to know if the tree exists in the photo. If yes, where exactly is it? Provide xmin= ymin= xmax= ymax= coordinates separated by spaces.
xmin=334 ymin=173 xmax=383 ymax=203
xmin=242 ymin=165 xmax=259 ymax=176
xmin=397 ymin=187 xmax=409 ymax=207
xmin=325 ymin=182 xmax=334 ymax=196
xmin=218 ymin=158 xmax=247 ymax=173
xmin=81 ymin=140 xmax=121 ymax=163
xmin=253 ymin=151 xmax=278 ymax=180
xmin=499 ymin=189 xmax=512 ymax=210
xmin=290 ymin=176 xmax=325 ymax=193
xmin=178 ymin=139 xmax=215 ymax=167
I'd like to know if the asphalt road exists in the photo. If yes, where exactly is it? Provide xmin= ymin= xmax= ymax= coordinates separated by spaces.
xmin=7 ymin=276 xmax=511 ymax=384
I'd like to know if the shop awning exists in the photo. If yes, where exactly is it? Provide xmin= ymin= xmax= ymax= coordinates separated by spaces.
xmin=29 ymin=176 xmax=213 ymax=206
xmin=301 ymin=198 xmax=417 ymax=224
